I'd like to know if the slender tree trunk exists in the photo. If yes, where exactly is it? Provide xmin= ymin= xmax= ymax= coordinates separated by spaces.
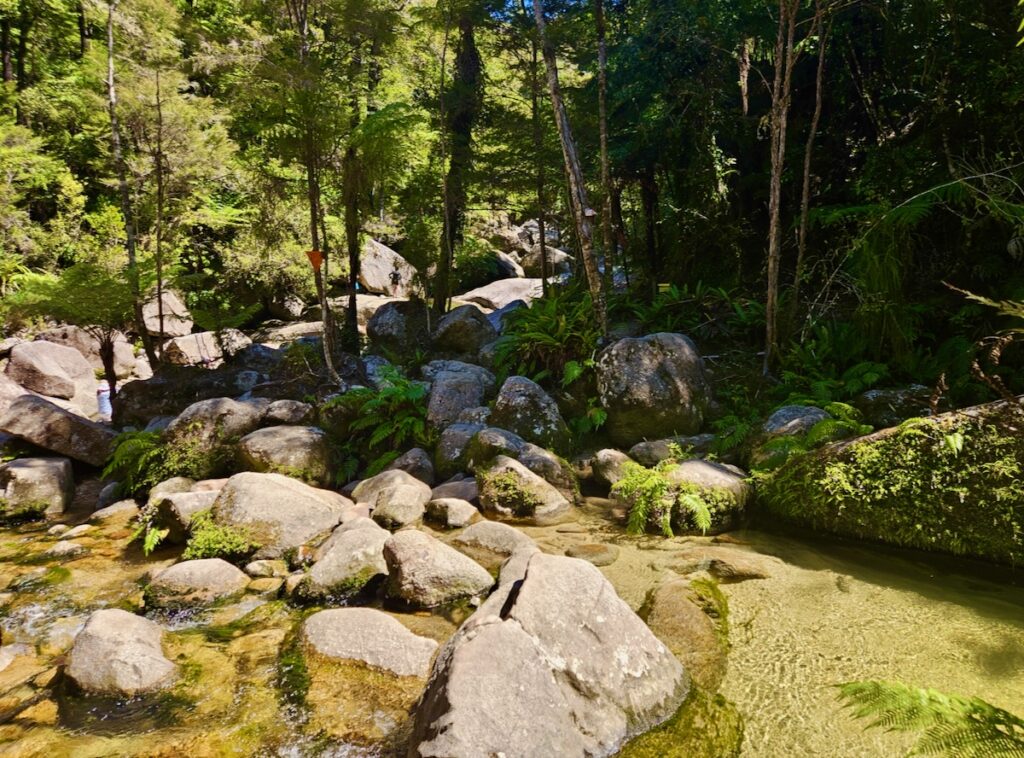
xmin=343 ymin=52 xmax=362 ymax=353
xmin=764 ymin=0 xmax=799 ymax=372
xmin=788 ymin=4 xmax=829 ymax=332
xmin=15 ymin=7 xmax=30 ymax=124
xmin=738 ymin=38 xmax=751 ymax=116
xmin=437 ymin=14 xmax=482 ymax=313
xmin=595 ymin=0 xmax=614 ymax=290
xmin=611 ymin=182 xmax=629 ymax=285
xmin=641 ymin=170 xmax=659 ymax=295
xmin=523 ymin=0 xmax=549 ymax=297
xmin=533 ymin=0 xmax=607 ymax=335
xmin=107 ymin=0 xmax=157 ymax=366
xmin=1 ymin=20 xmax=12 ymax=84
xmin=154 ymin=69 xmax=166 ymax=362
xmin=77 ymin=1 xmax=88 ymax=58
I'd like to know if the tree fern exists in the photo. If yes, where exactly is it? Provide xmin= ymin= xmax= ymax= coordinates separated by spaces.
xmin=837 ymin=680 xmax=1024 ymax=757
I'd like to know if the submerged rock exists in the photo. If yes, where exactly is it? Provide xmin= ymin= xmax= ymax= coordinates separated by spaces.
xmin=147 ymin=558 xmax=250 ymax=608
xmin=409 ymin=551 xmax=688 ymax=756
xmin=66 ymin=609 xmax=176 ymax=697
xmin=302 ymin=608 xmax=437 ymax=677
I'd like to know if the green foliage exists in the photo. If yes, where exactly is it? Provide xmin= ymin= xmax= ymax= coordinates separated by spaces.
xmin=182 ymin=511 xmax=259 ymax=562
xmin=452 ymin=235 xmax=501 ymax=292
xmin=493 ymin=286 xmax=603 ymax=384
xmin=103 ymin=430 xmax=166 ymax=496
xmin=620 ymin=282 xmax=764 ymax=345
xmin=322 ymin=365 xmax=433 ymax=477
xmin=757 ymin=408 xmax=1024 ymax=563
xmin=837 ymin=680 xmax=1024 ymax=757
xmin=612 ymin=460 xmax=721 ymax=537
xmin=481 ymin=471 xmax=543 ymax=518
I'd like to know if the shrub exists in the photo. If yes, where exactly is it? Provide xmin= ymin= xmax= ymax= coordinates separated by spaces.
xmin=182 ymin=511 xmax=260 ymax=562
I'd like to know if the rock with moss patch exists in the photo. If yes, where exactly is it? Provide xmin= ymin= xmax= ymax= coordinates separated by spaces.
xmin=210 ymin=472 xmax=348 ymax=559
xmin=147 ymin=558 xmax=250 ymax=608
xmin=431 ymin=304 xmax=499 ymax=359
xmin=465 ymin=427 xmax=577 ymax=500
xmin=409 ymin=551 xmax=688 ymax=756
xmin=154 ymin=490 xmax=218 ymax=544
xmin=163 ymin=397 xmax=268 ymax=479
xmin=236 ymin=425 xmax=331 ymax=485
xmin=0 ymin=457 xmax=73 ymax=520
xmin=383 ymin=529 xmax=493 ymax=607
xmin=302 ymin=608 xmax=437 ymax=677
xmin=434 ymin=423 xmax=485 ymax=479
xmin=67 ymin=609 xmax=176 ymax=697
xmin=628 ymin=434 xmax=716 ymax=467
xmin=477 ymin=456 xmax=571 ymax=524
xmin=595 ymin=333 xmax=711 ymax=447
xmin=489 ymin=376 xmax=570 ymax=450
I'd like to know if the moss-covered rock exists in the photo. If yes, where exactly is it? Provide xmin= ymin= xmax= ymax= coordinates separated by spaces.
xmin=756 ymin=399 xmax=1024 ymax=564
xmin=618 ymin=688 xmax=744 ymax=758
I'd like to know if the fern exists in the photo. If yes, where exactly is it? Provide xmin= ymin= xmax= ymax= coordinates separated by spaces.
xmin=103 ymin=430 xmax=165 ymax=495
xmin=837 ymin=680 xmax=1024 ymax=757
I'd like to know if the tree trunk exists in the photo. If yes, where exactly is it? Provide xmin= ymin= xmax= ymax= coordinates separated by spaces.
xmin=764 ymin=0 xmax=799 ymax=373
xmin=106 ymin=0 xmax=157 ymax=366
xmin=532 ymin=0 xmax=607 ymax=335
xmin=738 ymin=38 xmax=751 ymax=116
xmin=343 ymin=53 xmax=362 ymax=353
xmin=788 ymin=3 xmax=829 ymax=333
xmin=154 ymin=68 xmax=166 ymax=363
xmin=77 ymin=1 xmax=88 ymax=58
xmin=595 ymin=0 xmax=614 ymax=290
xmin=2 ymin=20 xmax=12 ymax=84
xmin=523 ymin=0 xmax=549 ymax=297
xmin=437 ymin=14 xmax=482 ymax=313
xmin=641 ymin=170 xmax=659 ymax=296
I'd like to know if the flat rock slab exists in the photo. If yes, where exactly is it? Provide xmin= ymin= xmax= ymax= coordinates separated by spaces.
xmin=565 ymin=542 xmax=620 ymax=567
xmin=671 ymin=545 xmax=781 ymax=582
xmin=302 ymin=608 xmax=438 ymax=677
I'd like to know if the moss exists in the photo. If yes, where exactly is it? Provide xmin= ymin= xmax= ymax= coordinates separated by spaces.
xmin=182 ymin=511 xmax=260 ymax=562
xmin=757 ymin=405 xmax=1024 ymax=564
xmin=10 ymin=565 xmax=71 ymax=591
xmin=0 ymin=498 xmax=51 ymax=523
xmin=203 ymin=600 xmax=291 ymax=643
xmin=481 ymin=470 xmax=543 ymax=517
xmin=618 ymin=687 xmax=744 ymax=758
xmin=689 ymin=577 xmax=730 ymax=649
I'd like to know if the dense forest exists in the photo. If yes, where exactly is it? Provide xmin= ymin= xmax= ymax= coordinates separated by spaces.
xmin=0 ymin=0 xmax=1021 ymax=755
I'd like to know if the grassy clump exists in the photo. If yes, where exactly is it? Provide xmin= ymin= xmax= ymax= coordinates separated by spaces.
xmin=480 ymin=470 xmax=543 ymax=517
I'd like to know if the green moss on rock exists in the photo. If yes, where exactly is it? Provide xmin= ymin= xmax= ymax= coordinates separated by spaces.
xmin=756 ymin=401 xmax=1024 ymax=564
xmin=618 ymin=687 xmax=744 ymax=758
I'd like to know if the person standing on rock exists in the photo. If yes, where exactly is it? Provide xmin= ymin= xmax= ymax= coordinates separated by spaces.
xmin=389 ymin=262 xmax=402 ymax=296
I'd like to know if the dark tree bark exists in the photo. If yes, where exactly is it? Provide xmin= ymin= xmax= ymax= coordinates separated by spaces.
xmin=533 ymin=0 xmax=607 ymax=335
xmin=343 ymin=48 xmax=363 ymax=353
xmin=77 ymin=1 xmax=88 ymax=58
xmin=595 ymin=0 xmax=614 ymax=290
xmin=640 ymin=170 xmax=660 ymax=295
xmin=436 ymin=13 xmax=482 ymax=313
xmin=2 ymin=19 xmax=12 ymax=84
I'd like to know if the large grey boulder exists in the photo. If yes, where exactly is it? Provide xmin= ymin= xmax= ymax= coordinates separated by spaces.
xmin=0 ymin=457 xmax=73 ymax=520
xmin=458 ymin=278 xmax=543 ymax=310
xmin=165 ymin=397 xmax=268 ymax=472
xmin=211 ymin=472 xmax=349 ymax=558
xmin=163 ymin=329 xmax=252 ymax=367
xmin=0 ymin=395 xmax=116 ymax=466
xmin=592 ymin=449 xmax=633 ymax=488
xmin=366 ymin=300 xmax=434 ymax=358
xmin=424 ymin=361 xmax=496 ymax=430
xmin=352 ymin=469 xmax=432 ymax=529
xmin=383 ymin=529 xmax=494 ymax=607
xmin=431 ymin=476 xmax=478 ymax=503
xmin=386 ymin=447 xmax=435 ymax=486
xmin=465 ymin=427 xmax=577 ymax=500
xmin=664 ymin=459 xmax=751 ymax=508
xmin=299 ymin=523 xmax=389 ymax=600
xmin=595 ymin=333 xmax=712 ymax=447
xmin=0 ymin=373 xmax=29 ymax=419
xmin=143 ymin=290 xmax=193 ymax=337
xmin=450 ymin=519 xmax=534 ymax=569
xmin=434 ymin=423 xmax=485 ymax=479
xmin=409 ymin=551 xmax=688 ymax=757
xmin=425 ymin=498 xmax=479 ymax=529
xmin=147 ymin=558 xmax=250 ymax=608
xmin=66 ymin=609 xmax=177 ymax=696
xmin=5 ymin=340 xmax=97 ymax=416
xmin=432 ymin=305 xmax=499 ymax=358
xmin=35 ymin=326 xmax=135 ymax=379
xmin=489 ymin=376 xmax=570 ymax=450
xmin=521 ymin=244 xmax=573 ymax=277
xmin=477 ymin=455 xmax=571 ymax=524
xmin=263 ymin=399 xmax=315 ymax=426
xmin=237 ymin=425 xmax=330 ymax=485
xmin=302 ymin=608 xmax=437 ymax=677
xmin=359 ymin=238 xmax=418 ymax=298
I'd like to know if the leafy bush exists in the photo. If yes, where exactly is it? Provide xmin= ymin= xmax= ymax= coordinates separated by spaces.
xmin=838 ymin=680 xmax=1024 ymax=757
xmin=182 ymin=511 xmax=260 ymax=562
xmin=103 ymin=430 xmax=167 ymax=496
xmin=612 ymin=459 xmax=719 ymax=537
xmin=619 ymin=282 xmax=764 ymax=345
xmin=322 ymin=365 xmax=433 ymax=477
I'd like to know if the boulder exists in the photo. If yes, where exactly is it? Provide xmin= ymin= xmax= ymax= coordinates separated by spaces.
xmin=0 ymin=395 xmax=116 ymax=466
xmin=450 ymin=520 xmax=534 ymax=569
xmin=383 ymin=529 xmax=494 ymax=607
xmin=521 ymin=244 xmax=573 ymax=277
xmin=489 ymin=376 xmax=570 ymax=450
xmin=762 ymin=405 xmax=830 ymax=438
xmin=352 ymin=470 xmax=432 ymax=529
xmin=263 ymin=399 xmax=314 ymax=426
xmin=268 ymin=294 xmax=305 ymax=321
xmin=409 ymin=551 xmax=688 ymax=756
xmin=664 ymin=459 xmax=751 ymax=510
xmin=0 ymin=373 xmax=29 ymax=419
xmin=424 ymin=361 xmax=496 ymax=430
xmin=628 ymin=434 xmax=717 ymax=467
xmin=465 ymin=427 xmax=577 ymax=500
xmin=66 ymin=609 xmax=176 ymax=696
xmin=425 ymin=498 xmax=479 ymax=529
xmin=90 ymin=499 xmax=140 ymax=523
xmin=434 ymin=423 xmax=485 ymax=479
xmin=431 ymin=305 xmax=499 ymax=358
xmin=366 ymin=300 xmax=435 ymax=359
xmin=565 ymin=543 xmax=619 ymax=567
xmin=34 ymin=326 xmax=135 ymax=379
xmin=477 ymin=455 xmax=571 ymax=524
xmin=853 ymin=385 xmax=933 ymax=429
xmin=386 ymin=447 xmax=435 ymax=486
xmin=302 ymin=608 xmax=437 ymax=677
xmin=142 ymin=290 xmax=193 ymax=337
xmin=237 ymin=425 xmax=331 ymax=485
xmin=431 ymin=476 xmax=478 ymax=503
xmin=153 ymin=490 xmax=218 ymax=544
xmin=485 ymin=299 xmax=526 ymax=333
xmin=595 ymin=333 xmax=712 ymax=447
xmin=0 ymin=457 xmax=73 ymax=520
xmin=255 ymin=321 xmax=323 ymax=345
xmin=147 ymin=558 xmax=250 ymax=608
xmin=592 ymin=449 xmax=632 ymax=488
xmin=5 ymin=341 xmax=97 ymax=416
xmin=495 ymin=250 xmax=525 ymax=278
xmin=359 ymin=238 xmax=418 ymax=298
xmin=299 ymin=524 xmax=389 ymax=600
xmin=162 ymin=329 xmax=252 ymax=367
xmin=211 ymin=472 xmax=348 ymax=559
xmin=458 ymin=278 xmax=544 ymax=309
xmin=165 ymin=397 xmax=268 ymax=468
xmin=644 ymin=577 xmax=728 ymax=691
